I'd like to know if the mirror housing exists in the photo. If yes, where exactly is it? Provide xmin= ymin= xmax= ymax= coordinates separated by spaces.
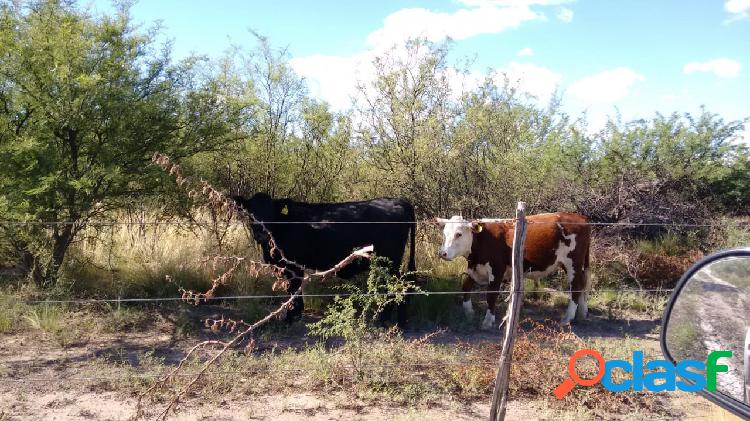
xmin=661 ymin=247 xmax=750 ymax=419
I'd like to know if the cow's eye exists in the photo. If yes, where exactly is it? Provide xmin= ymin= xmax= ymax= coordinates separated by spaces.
xmin=455 ymin=232 xmax=462 ymax=238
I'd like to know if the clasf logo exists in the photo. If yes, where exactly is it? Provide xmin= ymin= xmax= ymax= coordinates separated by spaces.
xmin=553 ymin=349 xmax=732 ymax=398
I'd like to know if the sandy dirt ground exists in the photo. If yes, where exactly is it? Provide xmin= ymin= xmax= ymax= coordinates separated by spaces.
xmin=0 ymin=306 xmax=732 ymax=420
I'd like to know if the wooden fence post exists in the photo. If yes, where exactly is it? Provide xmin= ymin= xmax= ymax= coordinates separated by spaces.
xmin=489 ymin=201 xmax=527 ymax=421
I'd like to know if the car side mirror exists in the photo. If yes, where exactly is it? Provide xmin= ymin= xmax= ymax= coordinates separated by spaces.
xmin=661 ymin=247 xmax=750 ymax=418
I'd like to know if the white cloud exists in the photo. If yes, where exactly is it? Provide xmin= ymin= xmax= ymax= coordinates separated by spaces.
xmin=725 ymin=0 xmax=750 ymax=13
xmin=458 ymin=0 xmax=573 ymax=6
xmin=290 ymin=54 xmax=364 ymax=110
xmin=683 ymin=58 xmax=741 ymax=78
xmin=365 ymin=6 xmax=540 ymax=50
xmin=556 ymin=7 xmax=574 ymax=22
xmin=567 ymin=68 xmax=644 ymax=105
xmin=517 ymin=47 xmax=534 ymax=56
xmin=724 ymin=0 xmax=750 ymax=23
xmin=497 ymin=62 xmax=562 ymax=103
xmin=291 ymin=1 xmax=573 ymax=110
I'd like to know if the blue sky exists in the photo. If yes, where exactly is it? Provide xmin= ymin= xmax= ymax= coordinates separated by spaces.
xmin=92 ymin=0 xmax=750 ymax=138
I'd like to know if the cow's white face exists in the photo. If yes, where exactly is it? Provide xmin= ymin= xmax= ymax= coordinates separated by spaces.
xmin=437 ymin=216 xmax=476 ymax=260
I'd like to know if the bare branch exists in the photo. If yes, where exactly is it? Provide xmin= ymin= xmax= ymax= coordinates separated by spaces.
xmin=133 ymin=245 xmax=374 ymax=420
xmin=136 ymin=154 xmax=375 ymax=419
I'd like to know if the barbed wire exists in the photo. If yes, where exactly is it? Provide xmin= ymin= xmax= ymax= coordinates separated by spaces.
xmin=1 ymin=219 xmax=747 ymax=227
xmin=17 ymin=288 xmax=674 ymax=305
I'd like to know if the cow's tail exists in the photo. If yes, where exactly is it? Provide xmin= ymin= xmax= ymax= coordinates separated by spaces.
xmin=406 ymin=202 xmax=417 ymax=272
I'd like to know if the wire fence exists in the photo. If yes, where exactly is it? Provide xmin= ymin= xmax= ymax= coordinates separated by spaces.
xmin=0 ymin=218 xmax=713 ymax=380
xmin=17 ymin=288 xmax=674 ymax=305
xmin=1 ymin=217 xmax=691 ymax=304
xmin=1 ymin=219 xmax=748 ymax=227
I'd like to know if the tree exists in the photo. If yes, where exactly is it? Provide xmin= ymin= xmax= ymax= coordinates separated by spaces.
xmin=355 ymin=39 xmax=456 ymax=216
xmin=197 ymin=34 xmax=356 ymax=203
xmin=0 ymin=1 xmax=234 ymax=285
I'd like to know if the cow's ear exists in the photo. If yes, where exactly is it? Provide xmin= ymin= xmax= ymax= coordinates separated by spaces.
xmin=471 ymin=222 xmax=483 ymax=233
xmin=435 ymin=218 xmax=448 ymax=227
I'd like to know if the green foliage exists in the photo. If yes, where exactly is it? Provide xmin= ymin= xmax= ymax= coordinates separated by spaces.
xmin=23 ymin=303 xmax=92 ymax=347
xmin=309 ymin=256 xmax=418 ymax=342
xmin=0 ymin=294 xmax=25 ymax=333
xmin=99 ymin=303 xmax=150 ymax=333
xmin=0 ymin=1 xmax=747 ymax=295
xmin=591 ymin=111 xmax=750 ymax=211
xmin=711 ymin=219 xmax=750 ymax=250
xmin=0 ymin=1 xmax=235 ymax=285
xmin=636 ymin=231 xmax=699 ymax=256
xmin=189 ymin=34 xmax=357 ymax=204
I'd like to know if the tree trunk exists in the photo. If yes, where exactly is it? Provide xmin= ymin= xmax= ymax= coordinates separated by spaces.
xmin=19 ymin=248 xmax=44 ymax=287
xmin=42 ymin=223 xmax=75 ymax=287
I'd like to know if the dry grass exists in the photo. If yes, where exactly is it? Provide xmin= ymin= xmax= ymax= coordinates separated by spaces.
xmin=0 ymin=294 xmax=26 ymax=333
xmin=508 ymin=320 xmax=671 ymax=419
xmin=22 ymin=304 xmax=94 ymax=347
xmin=64 ymin=318 xmax=679 ymax=420
xmin=4 ymin=203 xmax=729 ymax=419
xmin=63 ymin=216 xmax=259 ymax=298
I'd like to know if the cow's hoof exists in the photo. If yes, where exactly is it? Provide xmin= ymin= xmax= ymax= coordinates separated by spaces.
xmin=561 ymin=301 xmax=578 ymax=326
xmin=462 ymin=300 xmax=475 ymax=318
xmin=481 ymin=310 xmax=495 ymax=330
xmin=575 ymin=303 xmax=589 ymax=321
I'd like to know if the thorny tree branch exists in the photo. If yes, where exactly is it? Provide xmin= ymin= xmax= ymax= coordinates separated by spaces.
xmin=134 ymin=154 xmax=375 ymax=420
xmin=152 ymin=153 xmax=306 ymax=273
xmin=175 ymin=256 xmax=288 ymax=305
xmin=133 ymin=245 xmax=374 ymax=420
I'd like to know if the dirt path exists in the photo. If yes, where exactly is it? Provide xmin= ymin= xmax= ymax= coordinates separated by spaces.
xmin=692 ymin=266 xmax=749 ymax=402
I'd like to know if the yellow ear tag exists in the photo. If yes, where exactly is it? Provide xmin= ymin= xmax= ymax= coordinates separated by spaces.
xmin=472 ymin=224 xmax=483 ymax=233
xmin=281 ymin=205 xmax=289 ymax=215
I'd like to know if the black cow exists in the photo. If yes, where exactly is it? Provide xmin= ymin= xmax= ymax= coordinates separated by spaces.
xmin=232 ymin=193 xmax=417 ymax=325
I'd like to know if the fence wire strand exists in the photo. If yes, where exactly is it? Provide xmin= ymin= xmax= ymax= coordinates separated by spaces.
xmin=17 ymin=288 xmax=674 ymax=305
xmin=1 ymin=219 xmax=747 ymax=227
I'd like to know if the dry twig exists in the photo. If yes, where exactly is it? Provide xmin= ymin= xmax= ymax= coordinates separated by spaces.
xmin=134 ymin=154 xmax=374 ymax=420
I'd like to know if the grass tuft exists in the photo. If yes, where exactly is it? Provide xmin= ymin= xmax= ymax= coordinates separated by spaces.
xmin=0 ymin=294 xmax=26 ymax=333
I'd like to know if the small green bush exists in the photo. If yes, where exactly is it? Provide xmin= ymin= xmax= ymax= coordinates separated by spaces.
xmin=0 ymin=294 xmax=26 ymax=333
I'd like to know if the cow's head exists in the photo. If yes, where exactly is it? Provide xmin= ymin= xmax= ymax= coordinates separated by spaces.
xmin=436 ymin=216 xmax=483 ymax=260
xmin=231 ymin=192 xmax=276 ymax=246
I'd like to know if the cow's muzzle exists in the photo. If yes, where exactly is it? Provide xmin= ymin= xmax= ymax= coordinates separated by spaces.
xmin=438 ymin=250 xmax=449 ymax=260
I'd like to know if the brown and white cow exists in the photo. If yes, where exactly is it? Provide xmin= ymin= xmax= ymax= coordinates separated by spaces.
xmin=436 ymin=213 xmax=591 ymax=328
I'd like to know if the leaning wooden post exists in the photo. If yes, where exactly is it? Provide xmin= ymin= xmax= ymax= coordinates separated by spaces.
xmin=489 ymin=201 xmax=527 ymax=421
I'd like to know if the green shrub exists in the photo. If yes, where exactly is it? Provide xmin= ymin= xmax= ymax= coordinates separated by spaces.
xmin=636 ymin=231 xmax=699 ymax=256
xmin=0 ymin=294 xmax=25 ymax=333
xmin=23 ymin=304 xmax=91 ymax=347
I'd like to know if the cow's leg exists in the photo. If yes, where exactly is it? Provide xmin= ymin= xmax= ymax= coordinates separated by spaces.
xmin=380 ymin=259 xmax=411 ymax=329
xmin=396 ymin=293 xmax=411 ymax=328
xmin=483 ymin=278 xmax=500 ymax=330
xmin=561 ymin=264 xmax=591 ymax=325
xmin=574 ymin=265 xmax=591 ymax=321
xmin=284 ymin=267 xmax=305 ymax=323
xmin=396 ymin=256 xmax=415 ymax=328
xmin=461 ymin=273 xmax=476 ymax=318
xmin=561 ymin=264 xmax=578 ymax=326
